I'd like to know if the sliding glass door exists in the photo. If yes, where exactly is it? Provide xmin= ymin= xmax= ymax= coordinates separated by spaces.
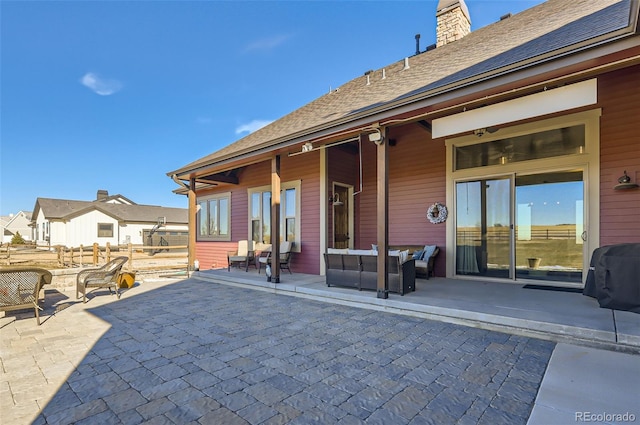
xmin=456 ymin=178 xmax=512 ymax=278
xmin=515 ymin=171 xmax=584 ymax=283
xmin=455 ymin=171 xmax=584 ymax=283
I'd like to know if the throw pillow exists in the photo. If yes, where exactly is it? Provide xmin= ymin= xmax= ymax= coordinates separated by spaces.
xmin=412 ymin=249 xmax=424 ymax=260
xmin=422 ymin=245 xmax=437 ymax=260
xmin=400 ymin=249 xmax=410 ymax=263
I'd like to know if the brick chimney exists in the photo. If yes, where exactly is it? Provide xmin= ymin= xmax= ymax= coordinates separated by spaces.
xmin=436 ymin=0 xmax=471 ymax=47
xmin=96 ymin=189 xmax=108 ymax=201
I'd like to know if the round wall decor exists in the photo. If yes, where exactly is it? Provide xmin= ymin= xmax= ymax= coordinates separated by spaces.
xmin=427 ymin=202 xmax=448 ymax=224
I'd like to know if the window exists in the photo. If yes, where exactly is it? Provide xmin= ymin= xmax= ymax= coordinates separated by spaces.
xmin=455 ymin=125 xmax=585 ymax=171
xmin=197 ymin=192 xmax=231 ymax=241
xmin=248 ymin=181 xmax=300 ymax=248
xmin=97 ymin=223 xmax=113 ymax=238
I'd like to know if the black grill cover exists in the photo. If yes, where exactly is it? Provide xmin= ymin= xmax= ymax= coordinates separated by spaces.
xmin=583 ymin=243 xmax=640 ymax=313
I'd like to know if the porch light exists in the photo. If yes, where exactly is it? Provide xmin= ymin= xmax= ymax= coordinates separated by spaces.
xmin=614 ymin=170 xmax=639 ymax=190
xmin=302 ymin=142 xmax=313 ymax=153
xmin=330 ymin=193 xmax=344 ymax=206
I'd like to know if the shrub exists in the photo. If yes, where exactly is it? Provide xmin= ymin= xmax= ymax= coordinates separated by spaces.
xmin=11 ymin=231 xmax=26 ymax=245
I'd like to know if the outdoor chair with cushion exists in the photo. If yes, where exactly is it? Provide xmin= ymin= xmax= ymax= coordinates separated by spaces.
xmin=258 ymin=241 xmax=293 ymax=274
xmin=227 ymin=240 xmax=256 ymax=272
xmin=0 ymin=267 xmax=52 ymax=325
xmin=76 ymin=256 xmax=128 ymax=303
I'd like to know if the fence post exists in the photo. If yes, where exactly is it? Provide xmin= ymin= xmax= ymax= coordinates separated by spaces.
xmin=70 ymin=246 xmax=74 ymax=267
xmin=79 ymin=245 xmax=84 ymax=267
xmin=106 ymin=242 xmax=111 ymax=263
xmin=6 ymin=244 xmax=10 ymax=266
xmin=93 ymin=243 xmax=98 ymax=265
xmin=128 ymin=243 xmax=133 ymax=271
xmin=57 ymin=246 xmax=63 ymax=267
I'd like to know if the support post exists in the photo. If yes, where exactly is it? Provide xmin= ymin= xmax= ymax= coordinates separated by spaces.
xmin=376 ymin=127 xmax=389 ymax=299
xmin=188 ymin=177 xmax=197 ymax=272
xmin=271 ymin=155 xmax=281 ymax=283
xmin=128 ymin=243 xmax=133 ymax=271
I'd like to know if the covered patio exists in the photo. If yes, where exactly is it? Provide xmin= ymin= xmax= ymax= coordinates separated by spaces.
xmin=195 ymin=268 xmax=640 ymax=353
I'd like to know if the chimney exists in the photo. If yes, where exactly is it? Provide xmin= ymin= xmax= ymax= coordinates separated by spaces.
xmin=436 ymin=0 xmax=471 ymax=47
xmin=96 ymin=189 xmax=108 ymax=201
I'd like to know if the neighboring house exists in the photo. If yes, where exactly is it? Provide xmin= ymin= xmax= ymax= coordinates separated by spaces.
xmin=31 ymin=190 xmax=188 ymax=248
xmin=1 ymin=211 xmax=33 ymax=243
xmin=169 ymin=0 xmax=640 ymax=292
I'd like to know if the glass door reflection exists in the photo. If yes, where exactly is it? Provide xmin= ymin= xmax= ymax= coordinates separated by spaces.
xmin=515 ymin=172 xmax=584 ymax=283
xmin=456 ymin=178 xmax=512 ymax=278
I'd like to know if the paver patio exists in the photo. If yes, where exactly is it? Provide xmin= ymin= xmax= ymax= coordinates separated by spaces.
xmin=1 ymin=277 xmax=554 ymax=424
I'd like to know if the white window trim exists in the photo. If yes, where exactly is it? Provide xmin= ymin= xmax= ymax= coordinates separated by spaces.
xmin=196 ymin=191 xmax=231 ymax=241
xmin=248 ymin=180 xmax=301 ymax=252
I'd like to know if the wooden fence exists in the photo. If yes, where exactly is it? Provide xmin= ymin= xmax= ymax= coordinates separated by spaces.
xmin=457 ymin=228 xmax=577 ymax=242
xmin=0 ymin=242 xmax=188 ymax=271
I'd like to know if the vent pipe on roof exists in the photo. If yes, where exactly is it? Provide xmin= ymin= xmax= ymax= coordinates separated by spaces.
xmin=415 ymin=33 xmax=421 ymax=55
xmin=403 ymin=57 xmax=410 ymax=70
xmin=500 ymin=13 xmax=512 ymax=21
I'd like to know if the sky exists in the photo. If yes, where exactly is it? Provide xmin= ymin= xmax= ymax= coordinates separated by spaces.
xmin=1 ymin=0 xmax=544 ymax=216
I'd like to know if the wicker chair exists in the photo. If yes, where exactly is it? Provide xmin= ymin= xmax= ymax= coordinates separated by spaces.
xmin=76 ymin=256 xmax=128 ymax=303
xmin=0 ymin=267 xmax=52 ymax=325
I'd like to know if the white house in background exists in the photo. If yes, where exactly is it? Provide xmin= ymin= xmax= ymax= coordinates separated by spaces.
xmin=31 ymin=190 xmax=188 ymax=248
xmin=1 ymin=211 xmax=33 ymax=243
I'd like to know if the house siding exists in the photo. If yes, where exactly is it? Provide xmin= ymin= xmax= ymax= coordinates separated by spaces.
xmin=599 ymin=65 xmax=640 ymax=245
xmin=195 ymin=153 xmax=321 ymax=274
xmin=355 ymin=126 xmax=447 ymax=276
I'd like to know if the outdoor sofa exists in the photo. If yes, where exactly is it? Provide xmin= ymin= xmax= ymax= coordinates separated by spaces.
xmin=324 ymin=249 xmax=416 ymax=295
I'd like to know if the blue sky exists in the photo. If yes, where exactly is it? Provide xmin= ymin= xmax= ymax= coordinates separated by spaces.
xmin=1 ymin=0 xmax=544 ymax=215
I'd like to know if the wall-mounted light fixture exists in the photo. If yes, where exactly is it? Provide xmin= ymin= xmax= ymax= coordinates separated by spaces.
xmin=301 ymin=142 xmax=313 ymax=153
xmin=368 ymin=129 xmax=384 ymax=145
xmin=329 ymin=193 xmax=344 ymax=206
xmin=473 ymin=127 xmax=499 ymax=137
xmin=614 ymin=170 xmax=639 ymax=190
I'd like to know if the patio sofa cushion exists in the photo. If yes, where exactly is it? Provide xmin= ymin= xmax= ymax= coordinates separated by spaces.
xmin=422 ymin=245 xmax=437 ymax=260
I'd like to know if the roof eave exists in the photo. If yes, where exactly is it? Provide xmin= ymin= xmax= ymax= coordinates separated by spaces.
xmin=172 ymin=9 xmax=640 ymax=179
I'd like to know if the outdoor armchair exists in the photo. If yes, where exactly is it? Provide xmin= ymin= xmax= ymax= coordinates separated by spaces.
xmin=76 ymin=256 xmax=128 ymax=303
xmin=0 ymin=267 xmax=52 ymax=325
xmin=227 ymin=240 xmax=256 ymax=272
xmin=258 ymin=241 xmax=293 ymax=274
